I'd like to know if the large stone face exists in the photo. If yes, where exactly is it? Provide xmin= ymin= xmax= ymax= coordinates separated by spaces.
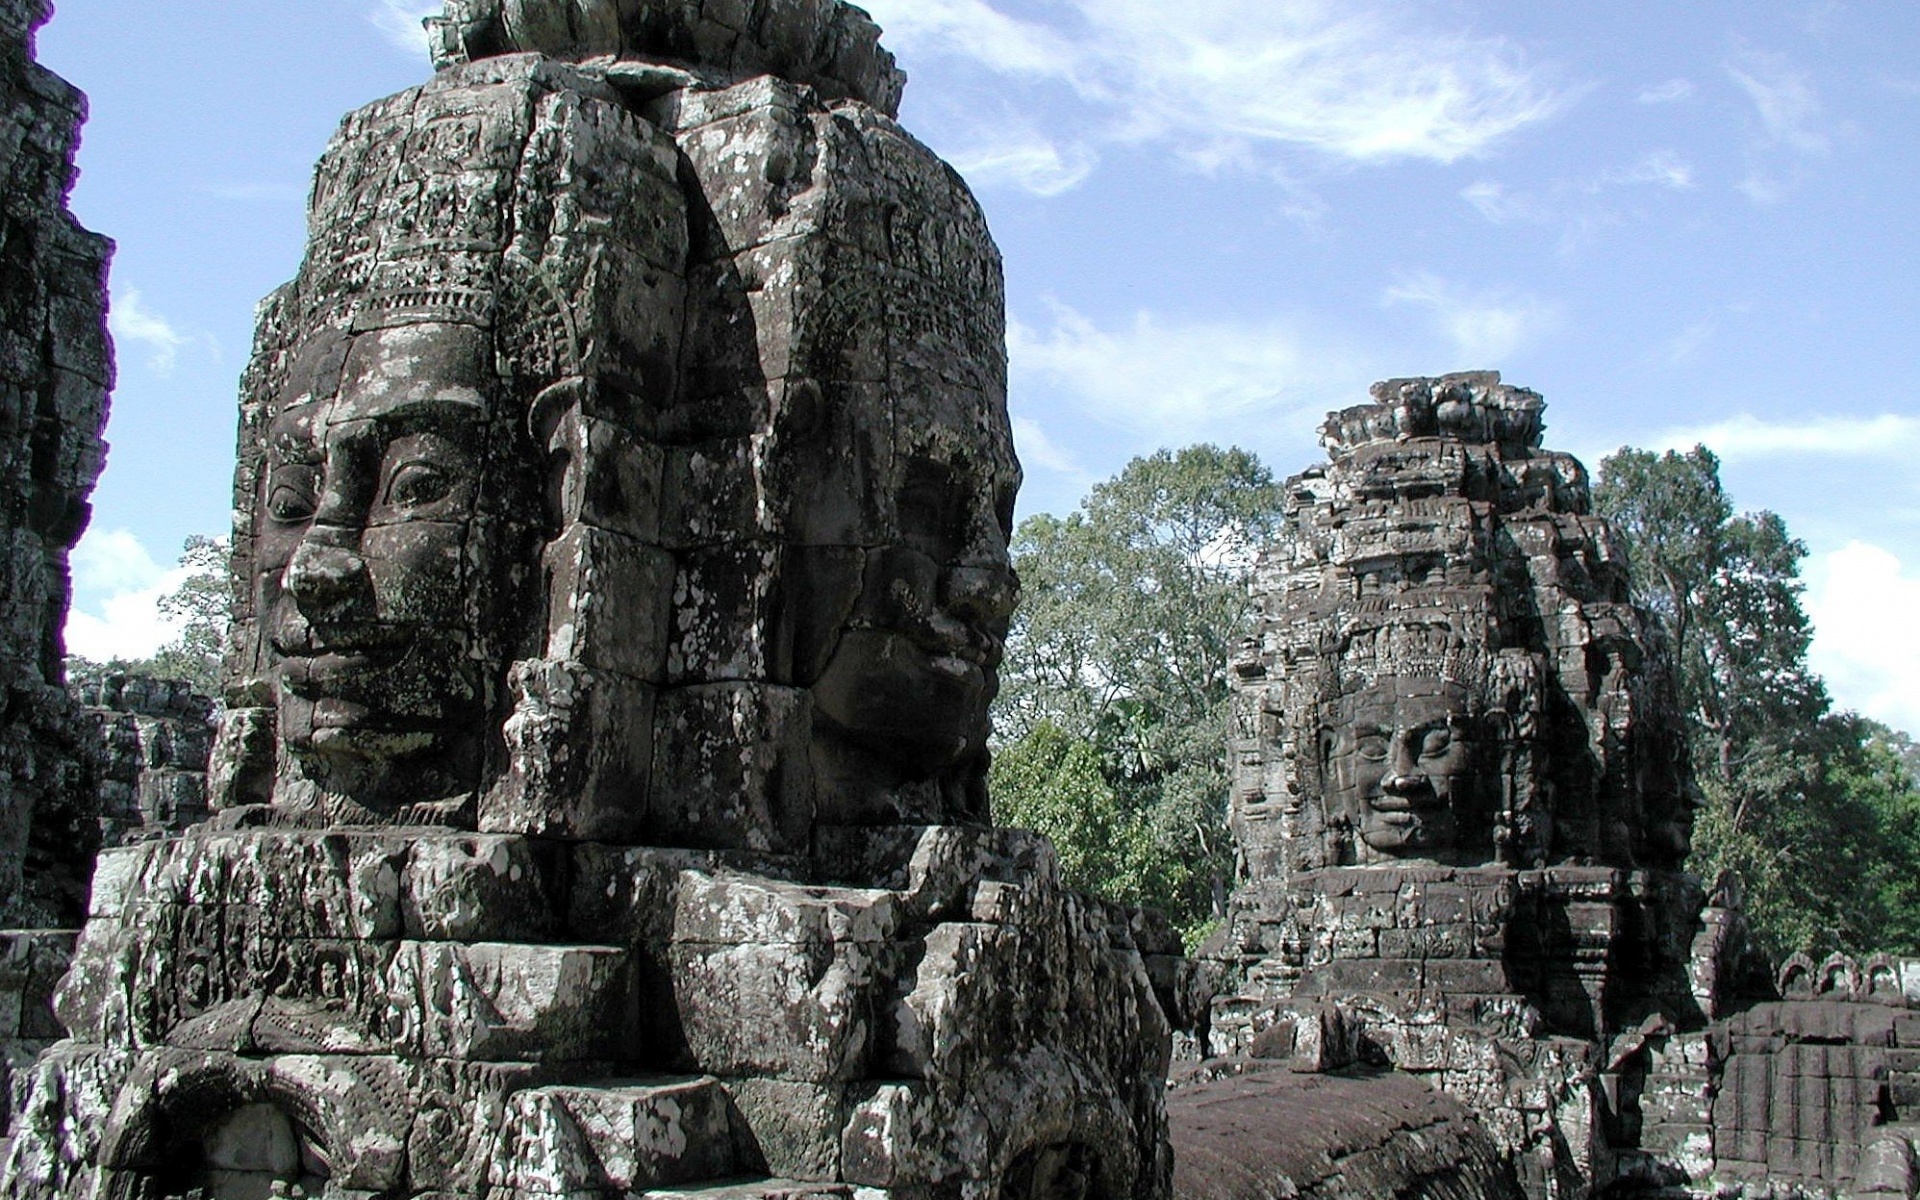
xmin=1191 ymin=375 xmax=1706 ymax=1199
xmin=4 ymin=5 xmax=1171 ymax=1198
xmin=0 ymin=0 xmax=110 ymax=930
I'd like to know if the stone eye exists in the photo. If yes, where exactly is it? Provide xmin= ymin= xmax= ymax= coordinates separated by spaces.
xmin=384 ymin=461 xmax=454 ymax=510
xmin=1421 ymin=729 xmax=1452 ymax=757
xmin=1356 ymin=734 xmax=1389 ymax=762
xmin=266 ymin=467 xmax=319 ymax=523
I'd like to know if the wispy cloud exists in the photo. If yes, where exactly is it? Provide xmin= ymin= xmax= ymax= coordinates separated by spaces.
xmin=1662 ymin=317 xmax=1718 ymax=365
xmin=865 ymin=0 xmax=1566 ymax=192
xmin=1382 ymin=274 xmax=1558 ymax=365
xmin=1458 ymin=151 xmax=1693 ymax=252
xmin=1806 ymin=542 xmax=1920 ymax=736
xmin=1727 ymin=45 xmax=1833 ymax=203
xmin=371 ymin=0 xmax=441 ymax=57
xmin=1009 ymin=302 xmax=1359 ymax=437
xmin=1647 ymin=413 xmax=1920 ymax=461
xmin=1637 ymin=79 xmax=1696 ymax=105
xmin=108 ymin=288 xmax=189 ymax=375
xmin=1609 ymin=150 xmax=1695 ymax=190
xmin=945 ymin=127 xmax=1098 ymax=197
xmin=1011 ymin=416 xmax=1090 ymax=482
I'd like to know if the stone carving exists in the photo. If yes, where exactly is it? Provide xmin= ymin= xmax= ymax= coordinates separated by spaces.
xmin=1190 ymin=375 xmax=1706 ymax=1198
xmin=4 ymin=4 xmax=1171 ymax=1198
xmin=1182 ymin=375 xmax=1920 ymax=1200
xmin=75 ymin=674 xmax=215 ymax=847
xmin=0 ymin=0 xmax=111 ymax=931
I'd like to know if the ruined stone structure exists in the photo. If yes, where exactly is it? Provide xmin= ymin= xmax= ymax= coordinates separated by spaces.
xmin=1 ymin=3 xmax=1172 ymax=1197
xmin=1179 ymin=374 xmax=1920 ymax=1200
xmin=75 ymin=674 xmax=215 ymax=848
xmin=1189 ymin=374 xmax=1705 ymax=1198
xmin=0 ymin=0 xmax=110 ymax=931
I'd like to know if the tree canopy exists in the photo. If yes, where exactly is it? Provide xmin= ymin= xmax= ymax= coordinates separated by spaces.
xmin=68 ymin=535 xmax=227 ymax=697
xmin=992 ymin=445 xmax=1284 ymax=938
xmin=1595 ymin=446 xmax=1920 ymax=956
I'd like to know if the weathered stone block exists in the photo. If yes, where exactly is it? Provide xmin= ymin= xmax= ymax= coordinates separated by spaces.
xmin=543 ymin=524 xmax=674 ymax=682
xmin=486 ymin=660 xmax=658 ymax=841
xmin=649 ymin=683 xmax=813 ymax=853
xmin=490 ymin=1076 xmax=739 ymax=1193
xmin=402 ymin=835 xmax=567 ymax=941
xmin=383 ymin=941 xmax=633 ymax=1061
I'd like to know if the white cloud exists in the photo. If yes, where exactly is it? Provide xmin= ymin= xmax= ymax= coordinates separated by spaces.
xmin=945 ymin=128 xmax=1098 ymax=197
xmin=1460 ymin=180 xmax=1542 ymax=225
xmin=1458 ymin=151 xmax=1693 ymax=247
xmin=1638 ymin=79 xmax=1696 ymax=105
xmin=1806 ymin=542 xmax=1920 ymax=736
xmin=1727 ymin=46 xmax=1832 ymax=203
xmin=1009 ymin=303 xmax=1357 ymax=437
xmin=72 ymin=529 xmax=166 ymax=595
xmin=371 ymin=0 xmax=442 ymax=57
xmin=108 ymin=288 xmax=188 ymax=375
xmin=1647 ymin=413 xmax=1920 ymax=461
xmin=866 ymin=0 xmax=1564 ymax=188
xmin=1610 ymin=150 xmax=1695 ymax=191
xmin=1729 ymin=51 xmax=1829 ymax=156
xmin=1011 ymin=416 xmax=1088 ymax=480
xmin=64 ymin=529 xmax=191 ymax=662
xmin=864 ymin=0 xmax=1077 ymax=79
xmin=1382 ymin=274 xmax=1558 ymax=365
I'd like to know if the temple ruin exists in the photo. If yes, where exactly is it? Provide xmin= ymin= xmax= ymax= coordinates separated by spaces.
xmin=1 ymin=2 xmax=1171 ymax=1197
xmin=1177 ymin=374 xmax=1920 ymax=1200
xmin=5 ymin=3 xmax=1920 ymax=1199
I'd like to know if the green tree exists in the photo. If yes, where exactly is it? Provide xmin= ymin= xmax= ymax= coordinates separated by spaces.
xmin=990 ymin=722 xmax=1163 ymax=909
xmin=1595 ymin=447 xmax=1920 ymax=955
xmin=68 ymin=535 xmax=228 ymax=696
xmin=994 ymin=445 xmax=1284 ymax=935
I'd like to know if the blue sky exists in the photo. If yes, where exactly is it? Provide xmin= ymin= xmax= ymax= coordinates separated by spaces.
xmin=37 ymin=0 xmax=1920 ymax=734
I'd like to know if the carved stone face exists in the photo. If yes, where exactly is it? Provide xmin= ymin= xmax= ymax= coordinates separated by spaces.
xmin=254 ymin=321 xmax=515 ymax=780
xmin=809 ymin=442 xmax=1019 ymax=774
xmin=1324 ymin=678 xmax=1477 ymax=858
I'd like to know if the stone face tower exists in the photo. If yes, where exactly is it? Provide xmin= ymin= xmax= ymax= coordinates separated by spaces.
xmin=1204 ymin=374 xmax=1704 ymax=1196
xmin=3 ymin=4 xmax=1173 ymax=1198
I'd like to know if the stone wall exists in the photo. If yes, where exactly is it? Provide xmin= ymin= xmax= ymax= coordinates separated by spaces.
xmin=73 ymin=674 xmax=213 ymax=847
xmin=0 ymin=0 xmax=111 ymax=929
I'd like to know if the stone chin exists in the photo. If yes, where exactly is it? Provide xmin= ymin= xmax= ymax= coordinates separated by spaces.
xmin=811 ymin=628 xmax=992 ymax=772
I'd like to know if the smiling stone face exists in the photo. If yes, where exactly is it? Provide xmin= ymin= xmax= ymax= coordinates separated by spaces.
xmin=251 ymin=320 xmax=540 ymax=816
xmin=1324 ymin=678 xmax=1479 ymax=860
xmin=809 ymin=445 xmax=1020 ymax=776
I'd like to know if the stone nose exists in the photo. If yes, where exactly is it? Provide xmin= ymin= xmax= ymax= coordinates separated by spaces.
xmin=1385 ymin=732 xmax=1426 ymax=787
xmin=285 ymin=530 xmax=376 ymax=623
xmin=941 ymin=563 xmax=1019 ymax=625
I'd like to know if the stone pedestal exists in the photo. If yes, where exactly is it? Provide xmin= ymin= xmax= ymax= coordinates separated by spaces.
xmin=6 ymin=823 xmax=1169 ymax=1199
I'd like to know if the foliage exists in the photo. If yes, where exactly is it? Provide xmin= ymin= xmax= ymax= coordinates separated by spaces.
xmin=993 ymin=445 xmax=1285 ymax=935
xmin=67 ymin=535 xmax=228 ymax=697
xmin=990 ymin=722 xmax=1165 ymax=909
xmin=1595 ymin=447 xmax=1920 ymax=957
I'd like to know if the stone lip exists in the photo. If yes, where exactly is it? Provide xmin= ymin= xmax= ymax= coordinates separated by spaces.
xmin=425 ymin=0 xmax=906 ymax=116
